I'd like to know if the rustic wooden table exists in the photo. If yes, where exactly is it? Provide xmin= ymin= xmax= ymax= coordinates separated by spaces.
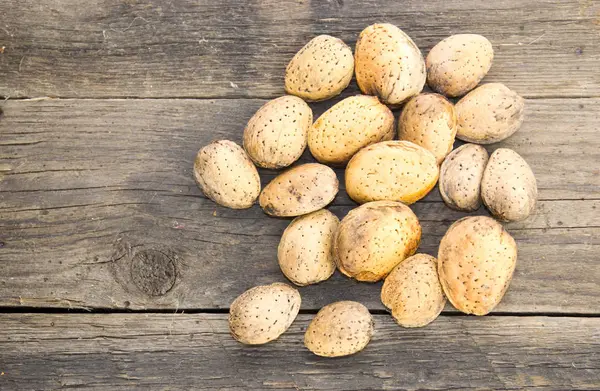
xmin=1 ymin=0 xmax=599 ymax=389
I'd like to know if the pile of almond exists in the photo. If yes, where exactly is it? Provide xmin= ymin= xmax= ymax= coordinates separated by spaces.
xmin=194 ymin=23 xmax=537 ymax=357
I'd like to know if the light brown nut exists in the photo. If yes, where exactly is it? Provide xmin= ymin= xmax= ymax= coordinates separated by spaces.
xmin=259 ymin=163 xmax=339 ymax=217
xmin=381 ymin=254 xmax=446 ymax=328
xmin=438 ymin=216 xmax=517 ymax=315
xmin=193 ymin=140 xmax=260 ymax=209
xmin=243 ymin=96 xmax=312 ymax=169
xmin=308 ymin=95 xmax=394 ymax=165
xmin=285 ymin=35 xmax=354 ymax=101
xmin=334 ymin=201 xmax=421 ymax=282
xmin=426 ymin=34 xmax=494 ymax=97
xmin=345 ymin=141 xmax=439 ymax=205
xmin=439 ymin=143 xmax=489 ymax=212
xmin=304 ymin=301 xmax=373 ymax=357
xmin=278 ymin=209 xmax=339 ymax=286
xmin=481 ymin=148 xmax=537 ymax=222
xmin=455 ymin=83 xmax=525 ymax=144
xmin=229 ymin=283 xmax=301 ymax=345
xmin=398 ymin=93 xmax=457 ymax=164
xmin=355 ymin=23 xmax=426 ymax=105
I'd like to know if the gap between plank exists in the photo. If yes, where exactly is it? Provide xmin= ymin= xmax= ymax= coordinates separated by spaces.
xmin=0 ymin=306 xmax=598 ymax=318
xmin=2 ymin=95 xmax=600 ymax=101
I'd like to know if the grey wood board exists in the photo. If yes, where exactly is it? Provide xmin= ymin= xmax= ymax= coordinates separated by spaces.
xmin=1 ymin=313 xmax=599 ymax=390
xmin=0 ymin=98 xmax=598 ymax=311
xmin=0 ymin=0 xmax=598 ymax=99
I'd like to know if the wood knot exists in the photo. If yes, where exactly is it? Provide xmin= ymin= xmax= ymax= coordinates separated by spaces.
xmin=130 ymin=249 xmax=176 ymax=296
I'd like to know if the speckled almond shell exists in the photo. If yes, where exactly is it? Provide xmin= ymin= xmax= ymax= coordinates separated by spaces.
xmin=439 ymin=143 xmax=489 ymax=212
xmin=426 ymin=34 xmax=494 ymax=97
xmin=193 ymin=140 xmax=261 ymax=209
xmin=334 ymin=201 xmax=421 ymax=282
xmin=304 ymin=301 xmax=373 ymax=357
xmin=278 ymin=209 xmax=339 ymax=286
xmin=481 ymin=148 xmax=537 ymax=222
xmin=355 ymin=23 xmax=426 ymax=105
xmin=398 ymin=93 xmax=457 ymax=164
xmin=243 ymin=96 xmax=312 ymax=169
xmin=229 ymin=283 xmax=301 ymax=345
xmin=455 ymin=83 xmax=525 ymax=144
xmin=438 ymin=216 xmax=517 ymax=315
xmin=259 ymin=163 xmax=339 ymax=217
xmin=381 ymin=253 xmax=446 ymax=328
xmin=285 ymin=35 xmax=354 ymax=101
xmin=308 ymin=95 xmax=394 ymax=165
xmin=345 ymin=141 xmax=439 ymax=205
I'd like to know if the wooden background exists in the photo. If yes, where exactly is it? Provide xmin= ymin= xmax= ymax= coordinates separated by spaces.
xmin=0 ymin=0 xmax=599 ymax=389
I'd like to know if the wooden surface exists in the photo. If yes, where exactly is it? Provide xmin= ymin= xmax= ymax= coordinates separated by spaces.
xmin=1 ymin=98 xmax=599 ymax=313
xmin=2 ymin=314 xmax=599 ymax=390
xmin=1 ymin=0 xmax=599 ymax=390
xmin=0 ymin=0 xmax=599 ymax=99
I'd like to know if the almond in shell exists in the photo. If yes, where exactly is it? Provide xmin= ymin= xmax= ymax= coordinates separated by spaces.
xmin=229 ymin=283 xmax=301 ymax=344
xmin=193 ymin=140 xmax=261 ymax=209
xmin=243 ymin=96 xmax=312 ymax=169
xmin=285 ymin=35 xmax=354 ymax=101
xmin=259 ymin=163 xmax=339 ymax=217
xmin=304 ymin=301 xmax=373 ymax=357
xmin=438 ymin=216 xmax=517 ymax=315
xmin=308 ymin=95 xmax=394 ymax=165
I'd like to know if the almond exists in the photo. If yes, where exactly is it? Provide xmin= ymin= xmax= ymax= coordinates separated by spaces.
xmin=439 ymin=143 xmax=489 ymax=212
xmin=229 ymin=283 xmax=301 ymax=344
xmin=243 ymin=96 xmax=312 ymax=169
xmin=345 ymin=141 xmax=439 ymax=205
xmin=334 ymin=201 xmax=421 ymax=282
xmin=278 ymin=209 xmax=339 ymax=286
xmin=308 ymin=95 xmax=394 ymax=165
xmin=438 ymin=216 xmax=517 ymax=315
xmin=426 ymin=34 xmax=494 ymax=97
xmin=381 ymin=253 xmax=446 ymax=327
xmin=285 ymin=35 xmax=354 ymax=101
xmin=398 ymin=93 xmax=457 ymax=164
xmin=259 ymin=163 xmax=338 ymax=217
xmin=481 ymin=148 xmax=537 ymax=222
xmin=193 ymin=140 xmax=260 ymax=209
xmin=355 ymin=23 xmax=426 ymax=105
xmin=304 ymin=301 xmax=373 ymax=357
xmin=455 ymin=83 xmax=525 ymax=144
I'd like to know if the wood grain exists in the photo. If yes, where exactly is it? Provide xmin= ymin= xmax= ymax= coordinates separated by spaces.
xmin=1 ymin=313 xmax=599 ymax=390
xmin=0 ymin=98 xmax=598 ymax=311
xmin=0 ymin=0 xmax=598 ymax=99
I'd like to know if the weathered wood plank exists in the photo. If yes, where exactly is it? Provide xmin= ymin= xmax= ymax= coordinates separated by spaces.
xmin=1 ymin=313 xmax=599 ymax=390
xmin=0 ymin=98 xmax=598 ymax=311
xmin=0 ymin=0 xmax=598 ymax=98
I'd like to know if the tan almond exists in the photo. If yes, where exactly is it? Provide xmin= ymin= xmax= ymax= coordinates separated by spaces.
xmin=229 ymin=283 xmax=301 ymax=344
xmin=355 ymin=23 xmax=426 ymax=105
xmin=438 ymin=216 xmax=517 ymax=315
xmin=426 ymin=34 xmax=494 ymax=97
xmin=455 ymin=83 xmax=525 ymax=144
xmin=285 ymin=35 xmax=354 ymax=101
xmin=278 ymin=209 xmax=339 ymax=286
xmin=345 ymin=141 xmax=439 ymax=205
xmin=193 ymin=140 xmax=260 ymax=209
xmin=243 ymin=96 xmax=312 ymax=169
xmin=304 ymin=301 xmax=373 ymax=357
xmin=398 ymin=93 xmax=457 ymax=164
xmin=259 ymin=163 xmax=338 ymax=217
xmin=439 ymin=143 xmax=489 ymax=212
xmin=481 ymin=148 xmax=537 ymax=222
xmin=334 ymin=201 xmax=421 ymax=282
xmin=381 ymin=253 xmax=446 ymax=327
xmin=308 ymin=95 xmax=394 ymax=165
